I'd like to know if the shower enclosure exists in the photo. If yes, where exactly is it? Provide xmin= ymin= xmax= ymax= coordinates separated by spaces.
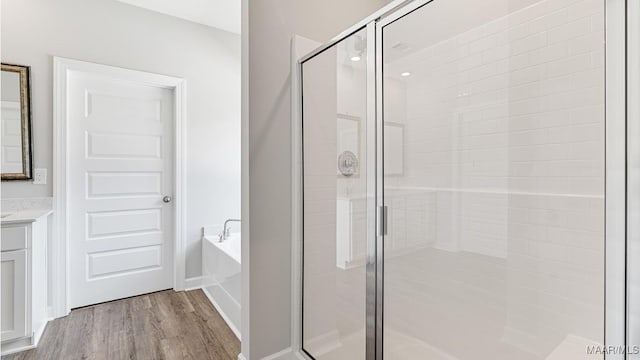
xmin=296 ymin=0 xmax=631 ymax=358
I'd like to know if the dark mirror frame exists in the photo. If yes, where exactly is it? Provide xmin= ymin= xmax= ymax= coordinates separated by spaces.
xmin=1 ymin=63 xmax=33 ymax=181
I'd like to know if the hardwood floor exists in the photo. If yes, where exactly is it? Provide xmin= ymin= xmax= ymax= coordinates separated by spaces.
xmin=2 ymin=290 xmax=240 ymax=360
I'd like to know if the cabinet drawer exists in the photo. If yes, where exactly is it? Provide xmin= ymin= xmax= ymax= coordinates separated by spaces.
xmin=1 ymin=225 xmax=29 ymax=251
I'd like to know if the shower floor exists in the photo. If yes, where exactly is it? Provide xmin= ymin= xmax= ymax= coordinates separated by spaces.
xmin=310 ymin=246 xmax=602 ymax=360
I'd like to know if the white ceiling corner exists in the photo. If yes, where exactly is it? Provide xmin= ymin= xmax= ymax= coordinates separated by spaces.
xmin=114 ymin=0 xmax=240 ymax=34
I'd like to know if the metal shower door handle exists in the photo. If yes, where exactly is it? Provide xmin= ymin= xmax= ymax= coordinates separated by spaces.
xmin=378 ymin=205 xmax=388 ymax=236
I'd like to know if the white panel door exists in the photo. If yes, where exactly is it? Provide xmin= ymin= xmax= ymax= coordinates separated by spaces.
xmin=68 ymin=71 xmax=174 ymax=308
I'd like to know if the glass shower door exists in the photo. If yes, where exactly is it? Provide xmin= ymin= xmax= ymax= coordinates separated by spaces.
xmin=380 ymin=0 xmax=606 ymax=359
xmin=301 ymin=28 xmax=371 ymax=359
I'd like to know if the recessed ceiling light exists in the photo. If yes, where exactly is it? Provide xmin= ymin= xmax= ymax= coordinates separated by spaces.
xmin=401 ymin=72 xmax=411 ymax=77
xmin=350 ymin=56 xmax=361 ymax=62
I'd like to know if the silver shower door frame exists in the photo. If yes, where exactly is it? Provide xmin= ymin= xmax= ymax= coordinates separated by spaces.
xmin=626 ymin=0 xmax=640 ymax=356
xmin=294 ymin=0 xmax=630 ymax=358
xmin=296 ymin=19 xmax=381 ymax=360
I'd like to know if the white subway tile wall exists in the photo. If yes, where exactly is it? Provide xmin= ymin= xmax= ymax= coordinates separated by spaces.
xmin=383 ymin=0 xmax=604 ymax=358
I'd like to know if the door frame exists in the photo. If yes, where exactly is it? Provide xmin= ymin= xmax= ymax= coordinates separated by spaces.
xmin=292 ymin=0 xmax=630 ymax=359
xmin=52 ymin=57 xmax=187 ymax=317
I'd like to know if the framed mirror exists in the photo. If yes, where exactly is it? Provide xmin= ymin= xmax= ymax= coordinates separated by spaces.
xmin=1 ymin=63 xmax=33 ymax=180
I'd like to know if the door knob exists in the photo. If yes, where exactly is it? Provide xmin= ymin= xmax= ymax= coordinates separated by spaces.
xmin=163 ymin=196 xmax=172 ymax=203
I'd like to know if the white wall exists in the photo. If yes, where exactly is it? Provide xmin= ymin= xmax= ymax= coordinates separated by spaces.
xmin=1 ymin=0 xmax=241 ymax=279
xmin=244 ymin=0 xmax=390 ymax=358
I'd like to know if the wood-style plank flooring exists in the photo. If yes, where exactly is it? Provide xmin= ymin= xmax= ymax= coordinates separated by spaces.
xmin=2 ymin=290 xmax=240 ymax=360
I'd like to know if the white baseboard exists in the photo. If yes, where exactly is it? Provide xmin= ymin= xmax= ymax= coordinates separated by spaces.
xmin=236 ymin=348 xmax=294 ymax=360
xmin=0 ymin=343 xmax=36 ymax=357
xmin=33 ymin=319 xmax=49 ymax=346
xmin=291 ymin=349 xmax=311 ymax=360
xmin=183 ymin=275 xmax=206 ymax=290
xmin=202 ymin=287 xmax=242 ymax=340
xmin=0 ymin=333 xmax=37 ymax=357
xmin=237 ymin=347 xmax=298 ymax=360
xmin=1 ymin=318 xmax=52 ymax=356
xmin=262 ymin=347 xmax=293 ymax=360
xmin=303 ymin=330 xmax=341 ymax=357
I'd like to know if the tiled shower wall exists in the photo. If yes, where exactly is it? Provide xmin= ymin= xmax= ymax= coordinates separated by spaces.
xmin=382 ymin=0 xmax=605 ymax=353
xmin=387 ymin=0 xmax=604 ymax=258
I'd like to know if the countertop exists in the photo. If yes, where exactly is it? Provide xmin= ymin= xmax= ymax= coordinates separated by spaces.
xmin=1 ymin=208 xmax=53 ymax=225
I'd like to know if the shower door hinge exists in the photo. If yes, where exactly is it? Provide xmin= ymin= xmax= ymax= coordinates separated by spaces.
xmin=378 ymin=205 xmax=388 ymax=236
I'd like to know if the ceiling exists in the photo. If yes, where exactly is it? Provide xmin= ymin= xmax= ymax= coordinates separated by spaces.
xmin=115 ymin=0 xmax=240 ymax=34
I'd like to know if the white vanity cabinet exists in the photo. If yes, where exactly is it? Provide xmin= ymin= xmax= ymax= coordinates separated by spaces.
xmin=336 ymin=192 xmax=437 ymax=269
xmin=336 ymin=197 xmax=367 ymax=269
xmin=1 ymin=248 xmax=27 ymax=342
xmin=1 ymin=210 xmax=51 ymax=356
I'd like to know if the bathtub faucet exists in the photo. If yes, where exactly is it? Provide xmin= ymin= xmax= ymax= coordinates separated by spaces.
xmin=220 ymin=218 xmax=241 ymax=242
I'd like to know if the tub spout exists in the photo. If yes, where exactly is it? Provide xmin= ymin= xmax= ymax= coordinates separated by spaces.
xmin=220 ymin=218 xmax=241 ymax=242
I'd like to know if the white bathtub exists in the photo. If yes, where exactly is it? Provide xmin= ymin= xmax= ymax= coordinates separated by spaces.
xmin=202 ymin=233 xmax=241 ymax=339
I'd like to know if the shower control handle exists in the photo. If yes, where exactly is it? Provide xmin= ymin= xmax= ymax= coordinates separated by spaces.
xmin=163 ymin=196 xmax=172 ymax=203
